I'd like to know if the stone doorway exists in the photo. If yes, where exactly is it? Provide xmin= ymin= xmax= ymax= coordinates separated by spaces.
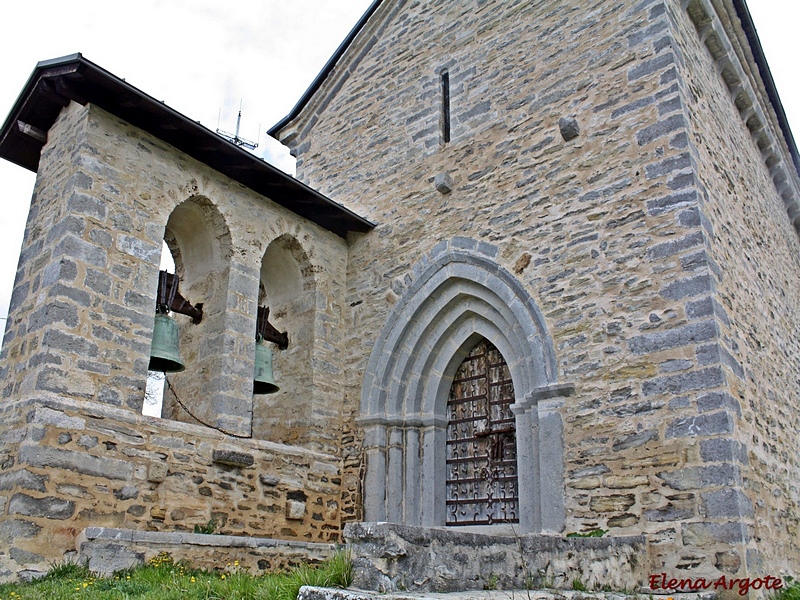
xmin=446 ymin=338 xmax=519 ymax=525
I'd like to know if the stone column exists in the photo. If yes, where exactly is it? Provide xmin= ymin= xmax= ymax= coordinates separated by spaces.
xmin=361 ymin=422 xmax=387 ymax=522
xmin=512 ymin=383 xmax=573 ymax=534
xmin=403 ymin=425 xmax=421 ymax=524
xmin=538 ymin=396 xmax=567 ymax=533
xmin=206 ymin=261 xmax=260 ymax=437
xmin=420 ymin=416 xmax=447 ymax=527
xmin=386 ymin=425 xmax=404 ymax=522
xmin=511 ymin=397 xmax=539 ymax=534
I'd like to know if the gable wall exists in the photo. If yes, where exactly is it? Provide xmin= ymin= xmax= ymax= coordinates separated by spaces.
xmin=279 ymin=0 xmax=799 ymax=580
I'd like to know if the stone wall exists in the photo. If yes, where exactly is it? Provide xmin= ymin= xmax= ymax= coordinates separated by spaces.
xmin=673 ymin=0 xmax=800 ymax=577
xmin=276 ymin=0 xmax=800 ymax=583
xmin=0 ymin=395 xmax=342 ymax=579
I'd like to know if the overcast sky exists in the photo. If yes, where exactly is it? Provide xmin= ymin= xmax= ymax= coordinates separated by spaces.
xmin=0 ymin=1 xmax=798 ymax=342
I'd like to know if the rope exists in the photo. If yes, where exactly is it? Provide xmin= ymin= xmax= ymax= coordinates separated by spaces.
xmin=164 ymin=375 xmax=252 ymax=439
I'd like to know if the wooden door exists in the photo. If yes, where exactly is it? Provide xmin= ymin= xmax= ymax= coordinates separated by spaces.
xmin=445 ymin=338 xmax=518 ymax=525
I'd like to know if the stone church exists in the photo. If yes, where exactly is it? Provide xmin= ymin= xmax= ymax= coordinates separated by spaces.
xmin=0 ymin=0 xmax=798 ymax=592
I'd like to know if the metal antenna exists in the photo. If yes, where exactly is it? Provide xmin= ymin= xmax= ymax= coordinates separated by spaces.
xmin=216 ymin=100 xmax=258 ymax=150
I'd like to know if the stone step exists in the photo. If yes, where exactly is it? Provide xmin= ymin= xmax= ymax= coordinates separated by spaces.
xmin=298 ymin=587 xmax=716 ymax=600
xmin=76 ymin=527 xmax=335 ymax=576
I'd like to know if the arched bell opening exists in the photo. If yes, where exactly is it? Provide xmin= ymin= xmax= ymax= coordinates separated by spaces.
xmin=153 ymin=196 xmax=232 ymax=427
xmin=252 ymin=234 xmax=315 ymax=442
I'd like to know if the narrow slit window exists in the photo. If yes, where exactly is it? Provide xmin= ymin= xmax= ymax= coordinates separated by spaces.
xmin=441 ymin=70 xmax=451 ymax=144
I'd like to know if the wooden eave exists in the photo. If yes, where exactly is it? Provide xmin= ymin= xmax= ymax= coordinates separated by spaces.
xmin=0 ymin=53 xmax=374 ymax=239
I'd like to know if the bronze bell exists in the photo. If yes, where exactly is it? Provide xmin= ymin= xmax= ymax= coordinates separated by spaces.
xmin=253 ymin=336 xmax=279 ymax=394
xmin=148 ymin=313 xmax=186 ymax=373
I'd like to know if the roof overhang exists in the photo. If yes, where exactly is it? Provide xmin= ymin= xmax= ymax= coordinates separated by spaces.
xmin=0 ymin=53 xmax=374 ymax=238
xmin=268 ymin=0 xmax=384 ymax=138
xmin=733 ymin=0 xmax=800 ymax=176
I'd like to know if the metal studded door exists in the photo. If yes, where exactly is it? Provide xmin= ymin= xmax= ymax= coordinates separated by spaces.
xmin=446 ymin=338 xmax=518 ymax=525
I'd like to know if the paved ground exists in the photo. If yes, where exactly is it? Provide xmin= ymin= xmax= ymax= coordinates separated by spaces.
xmin=298 ymin=586 xmax=716 ymax=600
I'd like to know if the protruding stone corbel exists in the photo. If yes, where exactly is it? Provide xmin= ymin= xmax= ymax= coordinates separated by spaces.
xmin=512 ymin=382 xmax=575 ymax=414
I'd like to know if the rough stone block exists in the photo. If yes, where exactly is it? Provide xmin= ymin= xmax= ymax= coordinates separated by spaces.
xmin=434 ymin=172 xmax=454 ymax=194
xmin=715 ymin=549 xmax=742 ymax=574
xmin=113 ymin=486 xmax=140 ymax=501
xmin=41 ymin=330 xmax=99 ymax=358
xmin=589 ymin=493 xmax=635 ymax=512
xmin=657 ymin=463 xmax=739 ymax=491
xmin=212 ymin=449 xmax=255 ymax=468
xmin=260 ymin=474 xmax=280 ymax=487
xmin=116 ymin=235 xmax=160 ymax=263
xmin=642 ymin=366 xmax=724 ymax=397
xmin=682 ymin=522 xmax=747 ymax=546
xmin=612 ymin=429 xmax=658 ymax=451
xmin=666 ymin=411 xmax=733 ymax=438
xmin=628 ymin=320 xmax=717 ymax=354
xmin=697 ymin=391 xmax=741 ymax=415
xmin=19 ymin=446 xmax=133 ymax=480
xmin=628 ymin=52 xmax=676 ymax=81
xmin=660 ymin=274 xmax=711 ymax=300
xmin=647 ymin=189 xmax=698 ymax=216
xmin=637 ymin=114 xmax=685 ymax=146
xmin=286 ymin=500 xmax=307 ymax=520
xmin=10 ymin=546 xmax=43 ymax=565
xmin=700 ymin=438 xmax=748 ymax=464
xmin=645 ymin=505 xmax=694 ymax=522
xmin=80 ymin=541 xmax=145 ymax=576
xmin=558 ymin=117 xmax=580 ymax=141
xmin=659 ymin=359 xmax=693 ymax=373
xmin=645 ymin=152 xmax=692 ymax=180
xmin=0 ymin=470 xmax=48 ymax=493
xmin=53 ymin=234 xmax=108 ymax=268
xmin=8 ymin=493 xmax=75 ymax=520
xmin=45 ymin=216 xmax=87 ymax=245
xmin=680 ymin=250 xmax=708 ymax=271
xmin=42 ymin=259 xmax=79 ymax=287
xmin=605 ymin=475 xmax=649 ymax=489
xmin=148 ymin=462 xmax=168 ymax=483
xmin=67 ymin=192 xmax=107 ymax=219
xmin=701 ymin=488 xmax=753 ymax=518
xmin=0 ymin=519 xmax=41 ymax=543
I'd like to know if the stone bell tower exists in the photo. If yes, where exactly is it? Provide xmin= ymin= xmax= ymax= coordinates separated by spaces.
xmin=0 ymin=53 xmax=372 ymax=580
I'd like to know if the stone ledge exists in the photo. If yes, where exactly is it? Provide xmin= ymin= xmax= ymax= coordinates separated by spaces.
xmin=77 ymin=527 xmax=336 ymax=576
xmin=344 ymin=523 xmax=647 ymax=594
xmin=298 ymin=587 xmax=716 ymax=600
xmin=0 ymin=394 xmax=338 ymax=461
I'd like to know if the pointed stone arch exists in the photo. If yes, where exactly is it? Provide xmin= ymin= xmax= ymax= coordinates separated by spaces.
xmin=359 ymin=238 xmax=573 ymax=533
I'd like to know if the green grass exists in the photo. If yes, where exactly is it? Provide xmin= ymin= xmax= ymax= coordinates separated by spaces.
xmin=0 ymin=550 xmax=352 ymax=600
xmin=775 ymin=580 xmax=800 ymax=600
